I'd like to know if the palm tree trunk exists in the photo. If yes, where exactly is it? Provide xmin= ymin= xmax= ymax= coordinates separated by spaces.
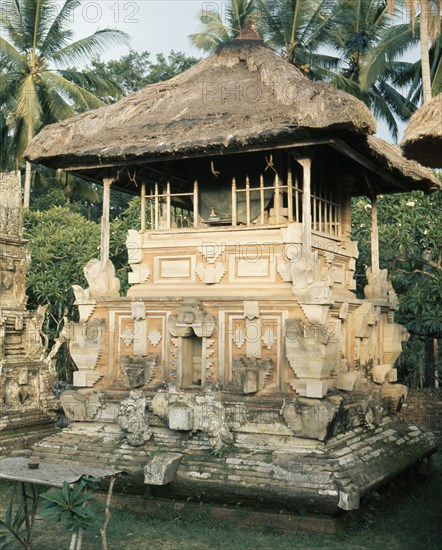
xmin=420 ymin=0 xmax=432 ymax=103
xmin=23 ymin=123 xmax=34 ymax=208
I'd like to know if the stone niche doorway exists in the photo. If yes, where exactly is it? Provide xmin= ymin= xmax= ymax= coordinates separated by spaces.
xmin=181 ymin=334 xmax=203 ymax=387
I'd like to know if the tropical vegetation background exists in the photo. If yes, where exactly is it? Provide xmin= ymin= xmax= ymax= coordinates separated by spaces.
xmin=0 ymin=0 xmax=440 ymax=386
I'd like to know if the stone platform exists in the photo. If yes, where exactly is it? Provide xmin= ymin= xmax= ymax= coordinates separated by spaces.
xmin=30 ymin=415 xmax=436 ymax=515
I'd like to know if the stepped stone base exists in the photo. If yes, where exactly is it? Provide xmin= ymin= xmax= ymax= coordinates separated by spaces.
xmin=0 ymin=409 xmax=56 ymax=456
xmin=31 ymin=416 xmax=436 ymax=515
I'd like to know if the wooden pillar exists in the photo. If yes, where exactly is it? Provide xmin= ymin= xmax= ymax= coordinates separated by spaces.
xmin=341 ymin=189 xmax=352 ymax=239
xmin=232 ymin=177 xmax=237 ymax=226
xmin=299 ymin=157 xmax=312 ymax=253
xmin=287 ymin=161 xmax=294 ymax=223
xmin=100 ymin=177 xmax=113 ymax=263
xmin=166 ymin=181 xmax=171 ymax=229
xmin=193 ymin=180 xmax=199 ymax=228
xmin=371 ymin=195 xmax=379 ymax=274
xmin=140 ymin=182 xmax=146 ymax=231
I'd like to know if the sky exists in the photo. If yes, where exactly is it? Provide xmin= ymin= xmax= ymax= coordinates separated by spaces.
xmin=66 ymin=1 xmax=416 ymax=142
xmin=69 ymin=0 xmax=209 ymax=57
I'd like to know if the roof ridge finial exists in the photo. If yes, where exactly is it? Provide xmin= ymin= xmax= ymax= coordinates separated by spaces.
xmin=236 ymin=18 xmax=262 ymax=41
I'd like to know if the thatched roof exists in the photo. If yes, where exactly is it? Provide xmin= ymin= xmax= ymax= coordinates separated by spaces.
xmin=354 ymin=135 xmax=439 ymax=193
xmin=25 ymin=37 xmax=376 ymax=170
xmin=401 ymin=93 xmax=442 ymax=168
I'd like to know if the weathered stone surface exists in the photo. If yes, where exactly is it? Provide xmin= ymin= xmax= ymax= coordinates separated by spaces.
xmin=281 ymin=399 xmax=338 ymax=441
xmin=336 ymin=371 xmax=359 ymax=391
xmin=30 ymin=416 xmax=436 ymax=515
xmin=84 ymin=258 xmax=120 ymax=298
xmin=120 ymin=355 xmax=157 ymax=388
xmin=144 ymin=452 xmax=183 ymax=485
xmin=399 ymin=389 xmax=442 ymax=440
xmin=0 ymin=172 xmax=57 ymax=454
xmin=169 ymin=406 xmax=194 ymax=431
xmin=152 ymin=389 xmax=234 ymax=453
xmin=117 ymin=390 xmax=152 ymax=446
xmin=233 ymin=357 xmax=273 ymax=394
xmin=60 ymin=390 xmax=104 ymax=422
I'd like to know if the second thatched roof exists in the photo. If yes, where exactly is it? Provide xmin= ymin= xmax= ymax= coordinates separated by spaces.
xmin=25 ymin=36 xmax=375 ymax=170
xmin=401 ymin=93 xmax=442 ymax=168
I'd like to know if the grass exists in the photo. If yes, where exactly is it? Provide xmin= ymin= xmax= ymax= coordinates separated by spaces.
xmin=1 ymin=453 xmax=441 ymax=550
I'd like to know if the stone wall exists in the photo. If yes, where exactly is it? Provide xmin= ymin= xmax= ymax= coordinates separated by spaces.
xmin=399 ymin=389 xmax=442 ymax=440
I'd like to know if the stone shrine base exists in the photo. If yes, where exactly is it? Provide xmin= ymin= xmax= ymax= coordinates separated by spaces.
xmin=30 ymin=416 xmax=436 ymax=515
xmin=0 ymin=409 xmax=56 ymax=457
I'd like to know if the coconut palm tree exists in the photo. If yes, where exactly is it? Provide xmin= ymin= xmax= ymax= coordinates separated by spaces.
xmin=0 ymin=0 xmax=128 ymax=207
xmin=190 ymin=0 xmax=259 ymax=52
xmin=191 ymin=0 xmax=341 ymax=77
xmin=361 ymin=24 xmax=442 ymax=105
xmin=385 ymin=1 xmax=441 ymax=103
xmin=322 ymin=0 xmax=418 ymax=140
xmin=255 ymin=0 xmax=341 ymax=77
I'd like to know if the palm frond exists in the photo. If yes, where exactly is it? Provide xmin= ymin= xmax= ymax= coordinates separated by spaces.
xmin=40 ymin=0 xmax=81 ymax=55
xmin=360 ymin=22 xmax=420 ymax=89
xmin=15 ymin=73 xmax=41 ymax=126
xmin=377 ymin=78 xmax=416 ymax=121
xmin=0 ymin=36 xmax=26 ymax=68
xmin=40 ymin=70 xmax=104 ymax=111
xmin=58 ymin=68 xmax=124 ymax=100
xmin=50 ymin=29 xmax=129 ymax=66
xmin=369 ymin=84 xmax=399 ymax=141
xmin=37 ymin=76 xmax=75 ymax=122
xmin=20 ymin=0 xmax=54 ymax=51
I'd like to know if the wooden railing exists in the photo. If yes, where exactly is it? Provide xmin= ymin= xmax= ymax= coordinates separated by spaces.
xmin=143 ymin=182 xmax=197 ymax=230
xmin=140 ymin=169 xmax=341 ymax=237
xmin=311 ymin=180 xmax=341 ymax=237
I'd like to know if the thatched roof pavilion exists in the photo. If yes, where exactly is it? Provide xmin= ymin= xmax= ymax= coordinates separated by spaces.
xmin=401 ymin=93 xmax=442 ymax=168
xmin=25 ymin=30 xmax=438 ymax=194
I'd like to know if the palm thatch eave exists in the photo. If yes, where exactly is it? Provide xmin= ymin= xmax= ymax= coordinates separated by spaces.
xmin=401 ymin=93 xmax=442 ymax=169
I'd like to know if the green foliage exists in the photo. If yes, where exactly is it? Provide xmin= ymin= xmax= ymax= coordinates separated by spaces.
xmin=0 ymin=483 xmax=42 ymax=549
xmin=41 ymin=477 xmax=100 ymax=533
xmin=190 ymin=0 xmax=259 ymax=52
xmin=24 ymin=207 xmax=101 ymax=329
xmin=352 ymin=189 xmax=442 ymax=384
xmin=23 ymin=199 xmax=141 ymax=377
xmin=89 ymin=50 xmax=199 ymax=99
xmin=0 ymin=0 xmax=128 ymax=169
xmin=256 ymin=0 xmax=341 ymax=77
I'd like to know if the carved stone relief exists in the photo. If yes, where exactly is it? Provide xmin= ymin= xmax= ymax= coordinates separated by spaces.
xmin=198 ymin=243 xmax=226 ymax=263
xmin=196 ymin=262 xmax=226 ymax=284
xmin=128 ymin=264 xmax=150 ymax=284
xmin=60 ymin=390 xmax=104 ymax=422
xmin=131 ymin=301 xmax=146 ymax=320
xmin=364 ymin=267 xmax=384 ymax=300
xmin=69 ymin=319 xmax=104 ymax=387
xmin=168 ymin=300 xmax=216 ymax=338
xmin=233 ymin=357 xmax=273 ymax=394
xmin=118 ymin=390 xmax=152 ymax=446
xmin=285 ymin=319 xmax=340 ymax=398
xmin=120 ymin=355 xmax=158 ymax=388
xmin=262 ymin=326 xmax=277 ymax=350
xmin=0 ymin=173 xmax=57 ymax=451
xmin=200 ymin=393 xmax=234 ymax=454
xmin=84 ymin=258 xmax=120 ymax=298
xmin=148 ymin=328 xmax=162 ymax=347
xmin=151 ymin=389 xmax=234 ymax=453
